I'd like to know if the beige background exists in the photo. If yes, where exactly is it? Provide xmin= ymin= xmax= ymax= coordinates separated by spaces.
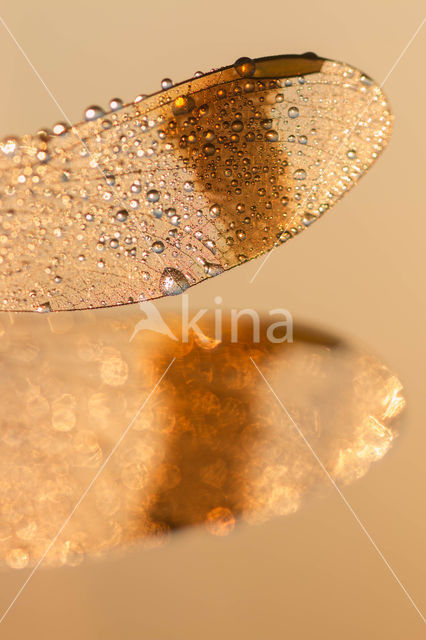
xmin=0 ymin=0 xmax=425 ymax=638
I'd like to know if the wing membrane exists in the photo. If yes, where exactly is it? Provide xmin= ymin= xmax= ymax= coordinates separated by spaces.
xmin=0 ymin=54 xmax=392 ymax=311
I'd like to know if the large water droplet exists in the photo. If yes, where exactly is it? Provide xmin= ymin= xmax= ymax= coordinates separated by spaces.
xmin=84 ymin=106 xmax=105 ymax=121
xmin=161 ymin=78 xmax=173 ymax=91
xmin=147 ymin=189 xmax=160 ymax=203
xmin=234 ymin=57 xmax=256 ymax=78
xmin=172 ymin=95 xmax=195 ymax=116
xmin=265 ymin=130 xmax=279 ymax=142
xmin=109 ymin=98 xmax=123 ymax=111
xmin=303 ymin=213 xmax=317 ymax=226
xmin=293 ymin=168 xmax=307 ymax=180
xmin=203 ymin=143 xmax=215 ymax=156
xmin=115 ymin=209 xmax=128 ymax=222
xmin=52 ymin=122 xmax=69 ymax=136
xmin=0 ymin=137 xmax=18 ymax=156
xmin=209 ymin=204 xmax=221 ymax=218
xmin=151 ymin=241 xmax=165 ymax=254
xmin=277 ymin=230 xmax=291 ymax=243
xmin=360 ymin=74 xmax=373 ymax=86
xmin=204 ymin=263 xmax=224 ymax=277
xmin=231 ymin=120 xmax=244 ymax=133
xmin=36 ymin=301 xmax=52 ymax=313
xmin=159 ymin=268 xmax=190 ymax=296
xmin=288 ymin=106 xmax=299 ymax=119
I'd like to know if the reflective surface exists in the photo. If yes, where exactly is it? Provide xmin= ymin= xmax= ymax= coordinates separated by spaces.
xmin=0 ymin=312 xmax=404 ymax=568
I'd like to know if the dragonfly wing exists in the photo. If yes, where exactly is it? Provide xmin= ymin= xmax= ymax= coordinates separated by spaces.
xmin=0 ymin=54 xmax=392 ymax=311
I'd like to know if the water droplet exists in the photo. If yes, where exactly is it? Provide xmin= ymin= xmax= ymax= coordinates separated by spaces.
xmin=204 ymin=262 xmax=224 ymax=277
xmin=115 ymin=209 xmax=128 ymax=222
xmin=84 ymin=106 xmax=105 ymax=121
xmin=151 ymin=241 xmax=165 ymax=254
xmin=147 ymin=189 xmax=160 ymax=203
xmin=172 ymin=95 xmax=195 ymax=116
xmin=277 ymin=230 xmax=291 ymax=242
xmin=209 ymin=204 xmax=221 ymax=218
xmin=161 ymin=78 xmax=173 ymax=91
xmin=265 ymin=130 xmax=279 ymax=142
xmin=52 ymin=122 xmax=69 ymax=135
xmin=170 ymin=214 xmax=181 ymax=226
xmin=288 ymin=106 xmax=299 ymax=119
xmin=39 ymin=127 xmax=52 ymax=141
xmin=203 ymin=143 xmax=215 ymax=156
xmin=159 ymin=268 xmax=190 ymax=296
xmin=203 ymin=239 xmax=217 ymax=254
xmin=347 ymin=149 xmax=357 ymax=159
xmin=36 ymin=301 xmax=52 ymax=313
xmin=0 ymin=137 xmax=18 ymax=156
xmin=293 ymin=169 xmax=307 ymax=180
xmin=231 ymin=120 xmax=244 ymax=133
xmin=36 ymin=150 xmax=50 ymax=163
xmin=234 ymin=57 xmax=256 ymax=78
xmin=109 ymin=98 xmax=123 ymax=111
xmin=204 ymin=131 xmax=215 ymax=144
xmin=303 ymin=213 xmax=316 ymax=226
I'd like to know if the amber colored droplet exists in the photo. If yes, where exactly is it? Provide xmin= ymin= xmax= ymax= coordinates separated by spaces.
xmin=172 ymin=95 xmax=195 ymax=116
xmin=233 ymin=56 xmax=256 ymax=78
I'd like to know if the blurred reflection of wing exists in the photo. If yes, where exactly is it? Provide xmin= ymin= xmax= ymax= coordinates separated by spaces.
xmin=0 ymin=54 xmax=392 ymax=311
xmin=0 ymin=311 xmax=404 ymax=568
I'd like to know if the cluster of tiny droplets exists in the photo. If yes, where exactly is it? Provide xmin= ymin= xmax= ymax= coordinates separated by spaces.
xmin=0 ymin=312 xmax=404 ymax=567
xmin=0 ymin=55 xmax=392 ymax=311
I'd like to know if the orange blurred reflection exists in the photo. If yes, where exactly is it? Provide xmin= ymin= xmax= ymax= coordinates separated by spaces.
xmin=0 ymin=311 xmax=405 ymax=568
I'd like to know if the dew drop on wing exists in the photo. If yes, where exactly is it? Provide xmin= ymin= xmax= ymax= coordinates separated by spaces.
xmin=159 ymin=269 xmax=190 ymax=296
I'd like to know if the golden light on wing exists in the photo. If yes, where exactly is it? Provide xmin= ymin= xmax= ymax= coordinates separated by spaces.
xmin=0 ymin=54 xmax=392 ymax=311
xmin=0 ymin=311 xmax=404 ymax=568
